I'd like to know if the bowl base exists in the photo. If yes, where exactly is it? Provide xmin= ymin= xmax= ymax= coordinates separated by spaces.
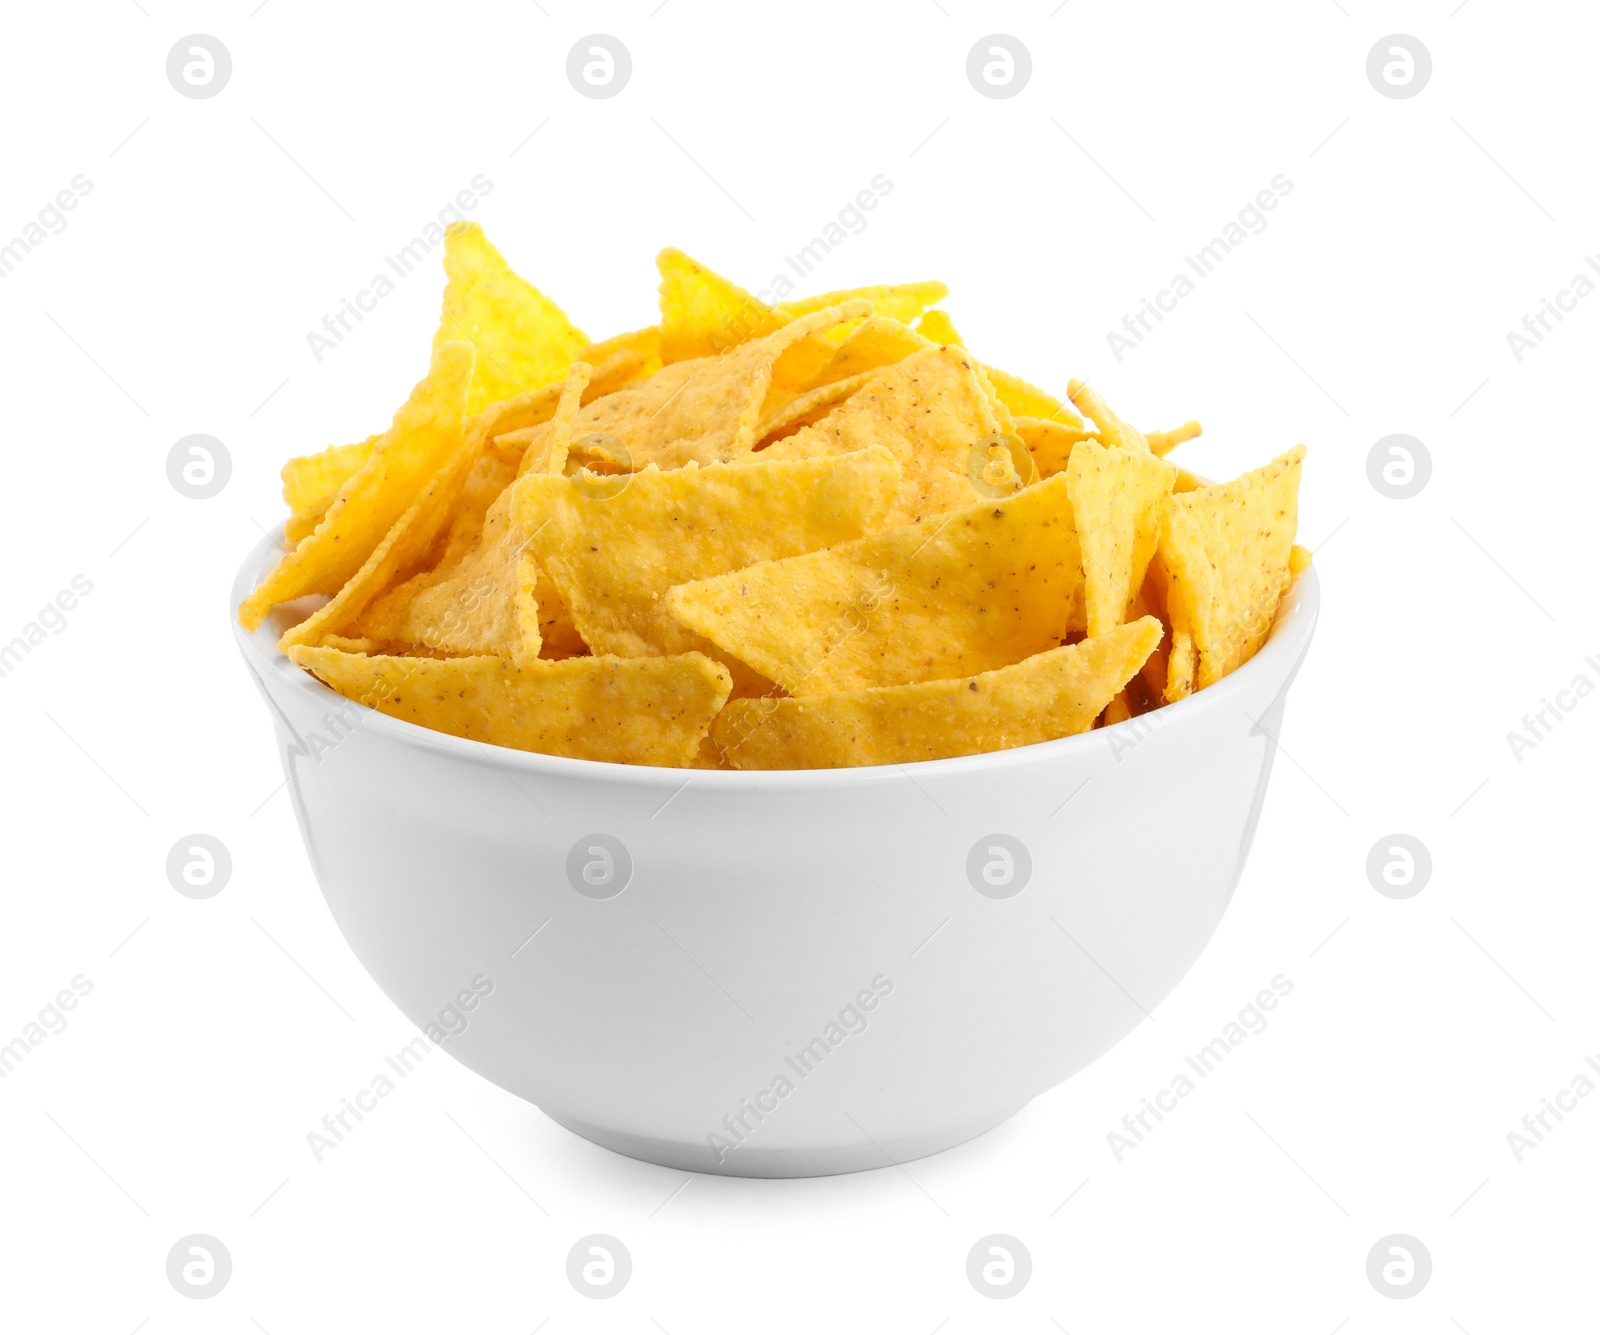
xmin=544 ymin=1104 xmax=1030 ymax=1178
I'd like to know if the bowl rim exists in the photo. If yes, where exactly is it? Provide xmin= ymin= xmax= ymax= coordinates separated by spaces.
xmin=232 ymin=526 xmax=1319 ymax=790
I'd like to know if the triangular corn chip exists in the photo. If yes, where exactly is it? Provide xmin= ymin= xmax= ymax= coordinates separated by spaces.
xmin=804 ymin=316 xmax=932 ymax=388
xmin=657 ymin=247 xmax=787 ymax=363
xmin=277 ymin=441 xmax=477 ymax=652
xmin=512 ymin=446 xmax=900 ymax=659
xmin=666 ymin=473 xmax=1081 ymax=696
xmin=915 ymin=309 xmax=963 ymax=346
xmin=778 ymin=280 xmax=948 ymax=330
xmin=287 ymin=646 xmax=731 ymax=768
xmin=1159 ymin=446 xmax=1305 ymax=698
xmin=759 ymin=346 xmax=1008 ymax=522
xmin=1067 ymin=379 xmax=1148 ymax=452
xmin=1147 ymin=420 xmax=1202 ymax=458
xmin=1068 ymin=440 xmax=1177 ymax=639
xmin=381 ymin=366 xmax=596 ymax=665
xmin=569 ymin=301 xmax=870 ymax=470
xmin=579 ymin=325 xmax=662 ymax=381
xmin=1016 ymin=416 xmax=1095 ymax=479
xmin=986 ymin=366 xmax=1070 ymax=422
xmin=434 ymin=223 xmax=587 ymax=415
xmin=755 ymin=371 xmax=876 ymax=444
xmin=713 ymin=618 xmax=1162 ymax=769
xmin=282 ymin=435 xmax=381 ymax=543
xmin=239 ymin=341 xmax=475 ymax=630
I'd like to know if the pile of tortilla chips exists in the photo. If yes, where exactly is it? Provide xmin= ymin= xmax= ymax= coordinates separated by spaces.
xmin=242 ymin=224 xmax=1309 ymax=770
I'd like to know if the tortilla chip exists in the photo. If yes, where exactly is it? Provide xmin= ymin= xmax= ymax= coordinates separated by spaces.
xmin=239 ymin=341 xmax=474 ymax=630
xmin=383 ymin=370 xmax=597 ymax=665
xmin=579 ymin=326 xmax=662 ymax=381
xmin=713 ymin=617 xmax=1162 ymax=769
xmin=1016 ymin=416 xmax=1096 ymax=479
xmin=1159 ymin=446 xmax=1305 ymax=698
xmin=759 ymin=345 xmax=1006 ymax=522
xmin=1068 ymin=440 xmax=1177 ymax=639
xmin=513 ymin=446 xmax=900 ymax=658
xmin=567 ymin=301 xmax=870 ymax=470
xmin=658 ymin=248 xmax=787 ymax=363
xmin=666 ymin=473 xmax=1081 ymax=696
xmin=986 ymin=367 xmax=1071 ymax=422
xmin=1147 ymin=420 xmax=1202 ymax=458
xmin=277 ymin=438 xmax=479 ymax=652
xmin=282 ymin=435 xmax=381 ymax=543
xmin=755 ymin=371 xmax=877 ymax=445
xmin=778 ymin=280 xmax=948 ymax=330
xmin=542 ymin=363 xmax=592 ymax=477
xmin=1290 ymin=543 xmax=1312 ymax=576
xmin=1067 ymin=379 xmax=1148 ymax=453
xmin=287 ymin=645 xmax=730 ymax=768
xmin=915 ymin=309 xmax=963 ymax=346
xmin=434 ymin=223 xmax=588 ymax=415
xmin=804 ymin=317 xmax=932 ymax=387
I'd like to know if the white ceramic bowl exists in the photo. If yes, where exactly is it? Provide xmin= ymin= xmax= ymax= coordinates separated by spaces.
xmin=233 ymin=529 xmax=1318 ymax=1177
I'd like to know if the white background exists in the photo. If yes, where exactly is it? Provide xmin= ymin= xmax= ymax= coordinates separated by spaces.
xmin=2 ymin=1 xmax=1595 ymax=1330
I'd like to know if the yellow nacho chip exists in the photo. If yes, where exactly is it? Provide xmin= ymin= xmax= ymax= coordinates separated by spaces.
xmin=381 ymin=367 xmax=596 ymax=665
xmin=658 ymin=248 xmax=787 ymax=363
xmin=282 ymin=435 xmax=381 ymax=543
xmin=1016 ymin=416 xmax=1096 ymax=479
xmin=434 ymin=223 xmax=588 ymax=415
xmin=1289 ymin=543 xmax=1312 ymax=576
xmin=986 ymin=366 xmax=1071 ymax=422
xmin=1159 ymin=446 xmax=1305 ymax=698
xmin=512 ymin=446 xmax=900 ymax=659
xmin=239 ymin=341 xmax=474 ymax=630
xmin=755 ymin=371 xmax=877 ymax=445
xmin=778 ymin=280 xmax=948 ymax=330
xmin=579 ymin=326 xmax=662 ymax=381
xmin=568 ymin=301 xmax=870 ymax=470
xmin=665 ymin=473 xmax=1081 ymax=696
xmin=277 ymin=441 xmax=478 ymax=652
xmin=915 ymin=309 xmax=963 ymax=346
xmin=713 ymin=617 xmax=1162 ymax=769
xmin=1147 ymin=420 xmax=1202 ymax=458
xmin=287 ymin=645 xmax=730 ymax=768
xmin=1068 ymin=379 xmax=1148 ymax=452
xmin=1068 ymin=440 xmax=1177 ymax=639
xmin=542 ymin=363 xmax=592 ymax=478
xmin=758 ymin=345 xmax=1008 ymax=522
xmin=803 ymin=317 xmax=931 ymax=387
